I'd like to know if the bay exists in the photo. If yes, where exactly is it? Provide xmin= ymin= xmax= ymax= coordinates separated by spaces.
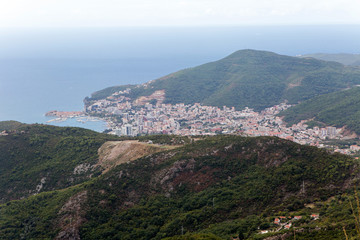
xmin=1 ymin=25 xmax=360 ymax=132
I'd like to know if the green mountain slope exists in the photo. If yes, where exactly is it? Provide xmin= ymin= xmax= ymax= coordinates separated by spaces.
xmin=299 ymin=53 xmax=360 ymax=66
xmin=0 ymin=123 xmax=119 ymax=203
xmin=88 ymin=50 xmax=360 ymax=111
xmin=1 ymin=135 xmax=358 ymax=239
xmin=279 ymin=87 xmax=360 ymax=134
xmin=0 ymin=120 xmax=24 ymax=131
xmin=89 ymin=84 xmax=135 ymax=101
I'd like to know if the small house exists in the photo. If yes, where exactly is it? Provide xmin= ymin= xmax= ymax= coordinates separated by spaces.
xmin=311 ymin=214 xmax=319 ymax=220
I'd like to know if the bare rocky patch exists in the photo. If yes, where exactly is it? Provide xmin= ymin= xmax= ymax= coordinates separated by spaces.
xmin=97 ymin=140 xmax=178 ymax=173
xmin=286 ymin=76 xmax=303 ymax=89
xmin=55 ymin=191 xmax=88 ymax=240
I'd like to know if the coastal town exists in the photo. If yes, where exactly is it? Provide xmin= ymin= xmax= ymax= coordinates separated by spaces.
xmin=46 ymin=88 xmax=360 ymax=155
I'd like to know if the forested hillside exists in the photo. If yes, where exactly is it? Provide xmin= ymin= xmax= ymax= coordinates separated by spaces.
xmin=1 ymin=131 xmax=359 ymax=239
xmin=279 ymin=87 xmax=360 ymax=134
xmin=0 ymin=123 xmax=119 ymax=203
xmin=0 ymin=120 xmax=24 ymax=131
xmin=88 ymin=50 xmax=360 ymax=111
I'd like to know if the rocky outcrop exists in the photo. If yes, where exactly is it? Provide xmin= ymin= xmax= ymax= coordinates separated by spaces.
xmin=55 ymin=191 xmax=88 ymax=240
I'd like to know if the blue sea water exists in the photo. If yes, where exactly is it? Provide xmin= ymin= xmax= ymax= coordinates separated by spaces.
xmin=1 ymin=26 xmax=360 ymax=132
xmin=46 ymin=117 xmax=109 ymax=133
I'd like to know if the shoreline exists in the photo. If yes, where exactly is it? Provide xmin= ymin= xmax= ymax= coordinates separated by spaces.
xmin=45 ymin=114 xmax=110 ymax=133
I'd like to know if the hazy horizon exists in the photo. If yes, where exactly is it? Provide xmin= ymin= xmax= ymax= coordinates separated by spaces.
xmin=1 ymin=25 xmax=360 ymax=61
xmin=2 ymin=0 xmax=360 ymax=28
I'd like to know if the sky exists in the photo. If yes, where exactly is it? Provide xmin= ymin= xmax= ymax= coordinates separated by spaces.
xmin=1 ymin=0 xmax=360 ymax=28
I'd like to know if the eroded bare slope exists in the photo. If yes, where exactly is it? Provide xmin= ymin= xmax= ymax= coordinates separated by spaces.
xmin=97 ymin=140 xmax=178 ymax=173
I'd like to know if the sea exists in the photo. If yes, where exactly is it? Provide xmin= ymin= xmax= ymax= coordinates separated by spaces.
xmin=1 ymin=25 xmax=360 ymax=132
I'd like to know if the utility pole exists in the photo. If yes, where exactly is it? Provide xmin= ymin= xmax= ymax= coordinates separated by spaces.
xmin=302 ymin=180 xmax=305 ymax=195
xmin=294 ymin=227 xmax=296 ymax=240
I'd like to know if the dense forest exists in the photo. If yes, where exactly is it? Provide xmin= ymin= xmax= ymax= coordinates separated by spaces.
xmin=1 ymin=123 xmax=360 ymax=239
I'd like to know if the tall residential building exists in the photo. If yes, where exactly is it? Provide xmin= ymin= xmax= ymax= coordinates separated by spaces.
xmin=326 ymin=127 xmax=337 ymax=137
xmin=122 ymin=124 xmax=133 ymax=136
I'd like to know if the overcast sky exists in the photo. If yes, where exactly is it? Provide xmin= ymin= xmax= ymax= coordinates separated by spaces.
xmin=1 ymin=0 xmax=360 ymax=28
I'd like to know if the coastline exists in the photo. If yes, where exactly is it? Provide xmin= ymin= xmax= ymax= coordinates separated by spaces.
xmin=44 ymin=114 xmax=110 ymax=133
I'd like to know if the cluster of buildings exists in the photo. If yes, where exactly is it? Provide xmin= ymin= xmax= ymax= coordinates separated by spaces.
xmin=85 ymin=90 xmax=291 ymax=137
xmin=45 ymin=110 xmax=84 ymax=123
xmin=0 ymin=130 xmax=25 ymax=136
xmin=0 ymin=131 xmax=9 ymax=136
xmin=257 ymin=214 xmax=319 ymax=235
xmin=82 ymin=88 xmax=360 ymax=154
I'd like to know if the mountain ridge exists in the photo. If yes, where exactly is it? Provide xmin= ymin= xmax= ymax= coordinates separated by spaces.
xmin=87 ymin=49 xmax=360 ymax=111
xmin=299 ymin=53 xmax=360 ymax=66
